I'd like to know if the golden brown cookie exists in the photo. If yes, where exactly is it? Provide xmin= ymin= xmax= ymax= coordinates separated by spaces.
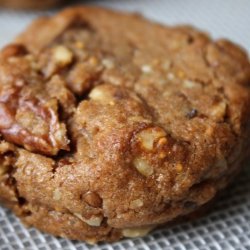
xmin=0 ymin=7 xmax=250 ymax=244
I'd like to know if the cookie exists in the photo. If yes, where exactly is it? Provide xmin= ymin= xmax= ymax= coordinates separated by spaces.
xmin=0 ymin=7 xmax=250 ymax=244
xmin=0 ymin=0 xmax=62 ymax=9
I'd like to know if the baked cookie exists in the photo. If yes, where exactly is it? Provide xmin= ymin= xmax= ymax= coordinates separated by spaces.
xmin=0 ymin=7 xmax=250 ymax=244
xmin=0 ymin=0 xmax=62 ymax=9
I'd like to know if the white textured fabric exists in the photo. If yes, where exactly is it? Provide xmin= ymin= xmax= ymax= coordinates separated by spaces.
xmin=0 ymin=1 xmax=250 ymax=249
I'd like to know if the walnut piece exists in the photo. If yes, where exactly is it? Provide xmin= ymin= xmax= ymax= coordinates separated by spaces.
xmin=133 ymin=157 xmax=153 ymax=177
xmin=74 ymin=213 xmax=103 ymax=227
xmin=53 ymin=46 xmax=73 ymax=67
xmin=210 ymin=101 xmax=227 ymax=121
xmin=136 ymin=127 xmax=166 ymax=150
xmin=88 ymin=86 xmax=115 ymax=103
xmin=122 ymin=226 xmax=154 ymax=238
xmin=102 ymin=58 xmax=114 ymax=69
xmin=130 ymin=199 xmax=144 ymax=209
xmin=141 ymin=64 xmax=152 ymax=74
xmin=53 ymin=189 xmax=62 ymax=201
xmin=183 ymin=79 xmax=201 ymax=89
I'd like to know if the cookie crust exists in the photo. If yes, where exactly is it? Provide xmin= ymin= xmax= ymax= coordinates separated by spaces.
xmin=0 ymin=7 xmax=250 ymax=243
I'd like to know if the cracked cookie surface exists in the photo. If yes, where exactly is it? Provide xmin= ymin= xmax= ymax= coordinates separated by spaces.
xmin=0 ymin=7 xmax=250 ymax=243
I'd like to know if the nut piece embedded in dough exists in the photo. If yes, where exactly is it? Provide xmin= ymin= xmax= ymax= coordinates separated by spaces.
xmin=183 ymin=79 xmax=201 ymax=89
xmin=133 ymin=157 xmax=154 ymax=177
xmin=53 ymin=189 xmax=62 ymax=201
xmin=102 ymin=58 xmax=114 ymax=69
xmin=130 ymin=199 xmax=144 ymax=209
xmin=89 ymin=88 xmax=106 ymax=101
xmin=53 ymin=46 xmax=73 ymax=66
xmin=122 ymin=226 xmax=154 ymax=238
xmin=141 ymin=64 xmax=152 ymax=73
xmin=85 ymin=238 xmax=98 ymax=245
xmin=89 ymin=86 xmax=114 ymax=103
xmin=175 ymin=163 xmax=184 ymax=173
xmin=74 ymin=213 xmax=103 ymax=227
xmin=210 ymin=101 xmax=227 ymax=120
xmin=136 ymin=127 xmax=166 ymax=150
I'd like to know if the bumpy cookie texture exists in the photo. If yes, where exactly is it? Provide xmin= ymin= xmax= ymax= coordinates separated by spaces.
xmin=0 ymin=7 xmax=250 ymax=243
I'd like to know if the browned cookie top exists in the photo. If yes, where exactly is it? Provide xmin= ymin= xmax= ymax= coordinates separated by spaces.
xmin=0 ymin=7 xmax=250 ymax=243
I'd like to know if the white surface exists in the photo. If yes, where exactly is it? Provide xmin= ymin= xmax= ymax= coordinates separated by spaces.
xmin=0 ymin=1 xmax=250 ymax=249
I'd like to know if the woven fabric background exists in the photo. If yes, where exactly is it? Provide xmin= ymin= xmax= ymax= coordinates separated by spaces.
xmin=0 ymin=0 xmax=250 ymax=249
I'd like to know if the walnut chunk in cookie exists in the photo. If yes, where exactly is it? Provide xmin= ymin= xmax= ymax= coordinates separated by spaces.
xmin=136 ymin=127 xmax=166 ymax=151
